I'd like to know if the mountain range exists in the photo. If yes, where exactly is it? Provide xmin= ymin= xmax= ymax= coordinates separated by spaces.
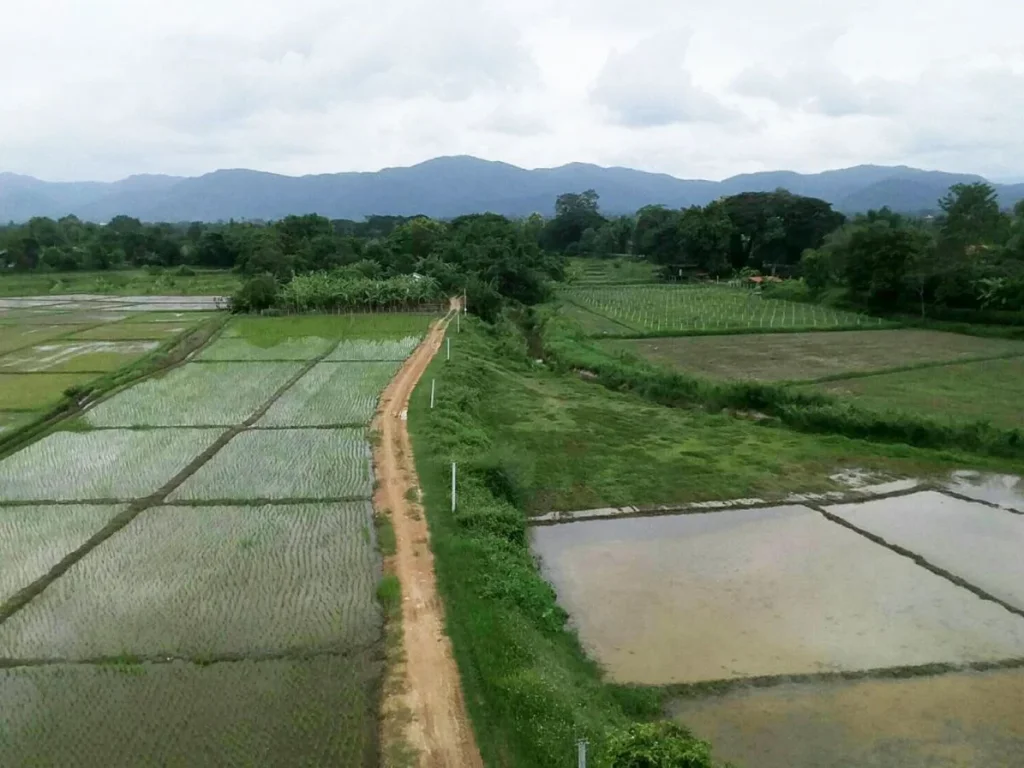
xmin=2 ymin=156 xmax=1023 ymax=223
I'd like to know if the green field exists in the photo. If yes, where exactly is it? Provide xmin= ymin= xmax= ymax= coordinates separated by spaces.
xmin=257 ymin=361 xmax=401 ymax=426
xmin=0 ymin=341 xmax=159 ymax=373
xmin=0 ymin=505 xmax=125 ymax=603
xmin=601 ymin=330 xmax=1024 ymax=383
xmin=566 ymin=284 xmax=879 ymax=335
xmin=85 ymin=362 xmax=303 ymax=427
xmin=567 ymin=256 xmax=659 ymax=285
xmin=0 ymin=269 xmax=241 ymax=297
xmin=0 ymin=655 xmax=379 ymax=766
xmin=811 ymin=357 xmax=1024 ymax=428
xmin=0 ymin=503 xmax=379 ymax=659
xmin=0 ymin=429 xmax=222 ymax=501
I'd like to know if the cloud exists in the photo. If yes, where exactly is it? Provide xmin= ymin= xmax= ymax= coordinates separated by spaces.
xmin=589 ymin=32 xmax=736 ymax=126
xmin=0 ymin=0 xmax=1023 ymax=182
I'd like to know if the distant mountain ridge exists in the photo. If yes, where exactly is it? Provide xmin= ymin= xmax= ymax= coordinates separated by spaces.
xmin=2 ymin=156 xmax=1022 ymax=223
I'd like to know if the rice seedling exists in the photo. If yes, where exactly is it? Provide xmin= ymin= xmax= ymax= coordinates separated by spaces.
xmin=169 ymin=429 xmax=372 ymax=501
xmin=85 ymin=362 xmax=302 ymax=427
xmin=0 ymin=504 xmax=125 ymax=602
xmin=567 ymin=284 xmax=877 ymax=333
xmin=258 ymin=362 xmax=400 ymax=426
xmin=0 ymin=429 xmax=222 ymax=501
xmin=0 ymin=503 xmax=380 ymax=659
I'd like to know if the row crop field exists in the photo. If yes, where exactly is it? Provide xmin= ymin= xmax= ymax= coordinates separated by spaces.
xmin=0 ymin=308 xmax=435 ymax=766
xmin=566 ymin=284 xmax=880 ymax=335
xmin=601 ymin=330 xmax=1024 ymax=383
xmin=258 ymin=362 xmax=401 ymax=427
xmin=0 ymin=502 xmax=380 ymax=660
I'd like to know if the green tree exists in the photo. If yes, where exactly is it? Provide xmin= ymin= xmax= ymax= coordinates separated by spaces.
xmin=544 ymin=190 xmax=606 ymax=251
xmin=677 ymin=204 xmax=733 ymax=275
xmin=939 ymin=182 xmax=1007 ymax=247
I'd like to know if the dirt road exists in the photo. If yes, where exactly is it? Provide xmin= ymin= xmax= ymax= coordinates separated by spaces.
xmin=373 ymin=304 xmax=483 ymax=768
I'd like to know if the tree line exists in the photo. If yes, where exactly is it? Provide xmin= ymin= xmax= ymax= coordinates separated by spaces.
xmin=4 ymin=180 xmax=1023 ymax=317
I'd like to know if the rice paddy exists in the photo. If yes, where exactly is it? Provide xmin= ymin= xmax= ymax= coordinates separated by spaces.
xmin=0 ymin=505 xmax=124 ymax=603
xmin=257 ymin=361 xmax=400 ymax=426
xmin=85 ymin=362 xmax=303 ymax=427
xmin=169 ymin=428 xmax=373 ymax=501
xmin=566 ymin=284 xmax=878 ymax=334
xmin=0 ymin=503 xmax=380 ymax=659
xmin=0 ymin=429 xmax=222 ymax=501
xmin=0 ymin=306 xmax=433 ymax=766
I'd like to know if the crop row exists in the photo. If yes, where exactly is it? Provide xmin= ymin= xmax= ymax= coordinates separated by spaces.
xmin=568 ymin=285 xmax=877 ymax=332
xmin=0 ymin=502 xmax=379 ymax=660
xmin=259 ymin=362 xmax=401 ymax=426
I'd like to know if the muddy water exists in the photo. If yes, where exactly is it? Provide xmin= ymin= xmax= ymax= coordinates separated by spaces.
xmin=827 ymin=491 xmax=1024 ymax=610
xmin=671 ymin=669 xmax=1024 ymax=768
xmin=946 ymin=471 xmax=1024 ymax=512
xmin=531 ymin=506 xmax=1024 ymax=684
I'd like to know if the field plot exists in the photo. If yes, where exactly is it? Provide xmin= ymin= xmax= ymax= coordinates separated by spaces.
xmin=326 ymin=337 xmax=420 ymax=361
xmin=85 ymin=362 xmax=301 ymax=427
xmin=0 ymin=341 xmax=158 ymax=373
xmin=0 ymin=429 xmax=221 ymax=501
xmin=197 ymin=335 xmax=335 ymax=361
xmin=812 ymin=357 xmax=1024 ymax=427
xmin=531 ymin=505 xmax=1024 ymax=684
xmin=567 ymin=284 xmax=878 ymax=334
xmin=0 ymin=411 xmax=35 ymax=434
xmin=0 ymin=324 xmax=88 ymax=353
xmin=0 ymin=505 xmax=124 ymax=603
xmin=0 ymin=503 xmax=379 ymax=659
xmin=225 ymin=312 xmax=431 ymax=343
xmin=601 ymin=329 xmax=1024 ymax=382
xmin=671 ymin=669 xmax=1024 ymax=768
xmin=170 ymin=428 xmax=372 ymax=501
xmin=0 ymin=372 xmax=98 ymax=410
xmin=828 ymin=491 xmax=1024 ymax=609
xmin=67 ymin=323 xmax=188 ymax=341
xmin=258 ymin=362 xmax=399 ymax=427
xmin=568 ymin=257 xmax=658 ymax=285
xmin=0 ymin=654 xmax=378 ymax=767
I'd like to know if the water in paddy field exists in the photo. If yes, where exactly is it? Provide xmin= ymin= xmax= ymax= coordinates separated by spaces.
xmin=530 ymin=504 xmax=1024 ymax=685
xmin=669 ymin=669 xmax=1024 ymax=768
xmin=532 ymin=482 xmax=1024 ymax=766
xmin=945 ymin=470 xmax=1024 ymax=512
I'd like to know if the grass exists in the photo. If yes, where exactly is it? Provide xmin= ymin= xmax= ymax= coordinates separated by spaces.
xmin=600 ymin=330 xmax=1024 ymax=383
xmin=810 ymin=358 xmax=1024 ymax=428
xmin=566 ymin=284 xmax=880 ymax=335
xmin=0 ymin=372 xmax=101 ymax=410
xmin=0 ymin=269 xmax=240 ymax=297
xmin=405 ymin=317 xmax=1012 ymax=767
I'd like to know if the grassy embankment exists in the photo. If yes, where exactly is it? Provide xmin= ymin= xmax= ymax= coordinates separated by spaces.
xmin=405 ymin=316 xmax=1014 ymax=767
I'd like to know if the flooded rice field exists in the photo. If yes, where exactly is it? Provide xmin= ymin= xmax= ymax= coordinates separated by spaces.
xmin=670 ymin=668 xmax=1024 ymax=768
xmin=533 ymin=476 xmax=1024 ymax=765
xmin=828 ymin=491 xmax=1024 ymax=610
xmin=532 ymin=503 xmax=1024 ymax=684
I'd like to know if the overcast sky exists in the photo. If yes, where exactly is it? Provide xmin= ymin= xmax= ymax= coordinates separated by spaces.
xmin=3 ymin=0 xmax=1023 ymax=182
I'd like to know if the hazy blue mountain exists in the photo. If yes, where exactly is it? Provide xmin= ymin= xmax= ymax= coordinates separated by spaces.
xmin=1 ymin=156 xmax=1022 ymax=223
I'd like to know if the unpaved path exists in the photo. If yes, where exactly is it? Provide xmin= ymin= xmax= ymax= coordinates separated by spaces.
xmin=374 ymin=303 xmax=483 ymax=768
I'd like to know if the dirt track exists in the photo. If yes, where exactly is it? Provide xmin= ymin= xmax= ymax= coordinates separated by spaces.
xmin=374 ymin=303 xmax=482 ymax=768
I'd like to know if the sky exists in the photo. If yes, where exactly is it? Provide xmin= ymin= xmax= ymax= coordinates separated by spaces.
xmin=2 ymin=0 xmax=1023 ymax=182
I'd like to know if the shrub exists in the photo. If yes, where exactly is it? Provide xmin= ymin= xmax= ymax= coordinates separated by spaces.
xmin=230 ymin=273 xmax=279 ymax=313
xmin=603 ymin=722 xmax=713 ymax=768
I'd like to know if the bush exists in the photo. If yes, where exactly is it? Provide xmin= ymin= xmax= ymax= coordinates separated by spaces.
xmin=603 ymin=722 xmax=713 ymax=768
xmin=230 ymin=273 xmax=279 ymax=312
xmin=175 ymin=265 xmax=197 ymax=276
